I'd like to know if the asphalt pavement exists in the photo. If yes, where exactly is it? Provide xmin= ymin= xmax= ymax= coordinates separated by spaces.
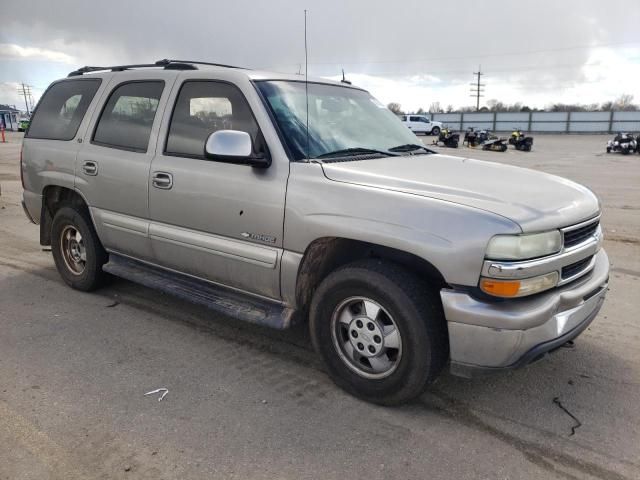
xmin=1 ymin=131 xmax=638 ymax=479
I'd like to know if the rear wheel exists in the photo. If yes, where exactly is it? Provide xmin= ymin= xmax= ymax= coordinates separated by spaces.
xmin=310 ymin=260 xmax=448 ymax=405
xmin=51 ymin=206 xmax=108 ymax=291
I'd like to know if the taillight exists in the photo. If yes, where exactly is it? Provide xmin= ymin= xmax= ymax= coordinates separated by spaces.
xmin=20 ymin=144 xmax=25 ymax=190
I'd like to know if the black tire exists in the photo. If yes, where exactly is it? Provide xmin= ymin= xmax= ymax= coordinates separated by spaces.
xmin=606 ymin=147 xmax=611 ymax=153
xmin=51 ymin=206 xmax=109 ymax=291
xmin=309 ymin=259 xmax=448 ymax=405
xmin=431 ymin=127 xmax=441 ymax=136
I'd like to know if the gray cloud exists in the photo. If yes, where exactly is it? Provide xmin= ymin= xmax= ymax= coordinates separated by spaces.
xmin=2 ymin=0 xmax=639 ymax=109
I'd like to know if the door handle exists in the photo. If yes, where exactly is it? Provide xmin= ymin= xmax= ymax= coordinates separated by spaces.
xmin=82 ymin=160 xmax=98 ymax=176
xmin=152 ymin=171 xmax=173 ymax=190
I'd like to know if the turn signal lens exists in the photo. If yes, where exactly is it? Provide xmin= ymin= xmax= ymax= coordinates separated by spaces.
xmin=480 ymin=272 xmax=559 ymax=298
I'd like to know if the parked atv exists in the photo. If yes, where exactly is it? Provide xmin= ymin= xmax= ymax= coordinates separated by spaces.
xmin=482 ymin=136 xmax=508 ymax=152
xmin=433 ymin=127 xmax=459 ymax=148
xmin=465 ymin=127 xmax=507 ymax=151
xmin=606 ymin=132 xmax=637 ymax=155
xmin=509 ymin=128 xmax=534 ymax=151
xmin=464 ymin=127 xmax=479 ymax=146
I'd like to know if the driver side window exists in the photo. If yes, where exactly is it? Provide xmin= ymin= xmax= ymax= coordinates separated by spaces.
xmin=165 ymin=80 xmax=262 ymax=159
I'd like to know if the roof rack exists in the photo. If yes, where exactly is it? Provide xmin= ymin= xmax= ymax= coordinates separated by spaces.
xmin=156 ymin=59 xmax=249 ymax=70
xmin=67 ymin=59 xmax=248 ymax=77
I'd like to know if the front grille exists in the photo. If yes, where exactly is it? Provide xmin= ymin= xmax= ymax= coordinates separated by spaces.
xmin=561 ymin=256 xmax=593 ymax=280
xmin=563 ymin=220 xmax=599 ymax=248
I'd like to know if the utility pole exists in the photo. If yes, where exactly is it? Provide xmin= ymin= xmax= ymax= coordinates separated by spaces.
xmin=469 ymin=66 xmax=485 ymax=111
xmin=17 ymin=83 xmax=33 ymax=116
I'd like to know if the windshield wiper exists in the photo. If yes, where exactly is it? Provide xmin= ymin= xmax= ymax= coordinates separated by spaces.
xmin=315 ymin=147 xmax=397 ymax=159
xmin=387 ymin=143 xmax=432 ymax=154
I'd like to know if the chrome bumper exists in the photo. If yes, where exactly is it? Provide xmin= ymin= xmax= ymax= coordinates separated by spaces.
xmin=441 ymin=249 xmax=609 ymax=377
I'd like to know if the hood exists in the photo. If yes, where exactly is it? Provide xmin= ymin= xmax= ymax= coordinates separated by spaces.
xmin=321 ymin=154 xmax=600 ymax=232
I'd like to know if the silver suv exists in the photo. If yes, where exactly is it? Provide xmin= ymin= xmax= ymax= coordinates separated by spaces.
xmin=21 ymin=60 xmax=609 ymax=404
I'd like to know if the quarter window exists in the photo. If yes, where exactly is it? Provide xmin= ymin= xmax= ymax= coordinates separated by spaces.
xmin=166 ymin=81 xmax=261 ymax=158
xmin=93 ymin=81 xmax=164 ymax=152
xmin=26 ymin=79 xmax=101 ymax=140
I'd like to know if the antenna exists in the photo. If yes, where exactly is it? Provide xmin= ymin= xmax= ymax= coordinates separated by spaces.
xmin=304 ymin=9 xmax=310 ymax=160
xmin=341 ymin=69 xmax=351 ymax=85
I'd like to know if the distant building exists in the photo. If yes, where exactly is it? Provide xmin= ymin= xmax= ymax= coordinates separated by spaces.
xmin=0 ymin=105 xmax=21 ymax=131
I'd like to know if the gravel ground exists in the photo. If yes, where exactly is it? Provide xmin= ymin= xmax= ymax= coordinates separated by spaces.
xmin=1 ymin=131 xmax=638 ymax=479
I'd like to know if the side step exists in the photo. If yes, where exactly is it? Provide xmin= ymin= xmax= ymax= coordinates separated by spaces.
xmin=102 ymin=254 xmax=295 ymax=329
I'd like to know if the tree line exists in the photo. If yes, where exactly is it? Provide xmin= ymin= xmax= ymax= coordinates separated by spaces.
xmin=387 ymin=94 xmax=638 ymax=115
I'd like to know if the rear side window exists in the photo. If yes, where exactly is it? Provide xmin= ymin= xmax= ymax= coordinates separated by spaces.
xmin=26 ymin=79 xmax=101 ymax=140
xmin=93 ymin=81 xmax=164 ymax=152
xmin=166 ymin=81 xmax=260 ymax=158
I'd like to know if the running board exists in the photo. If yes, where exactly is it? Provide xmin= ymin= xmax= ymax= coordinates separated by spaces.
xmin=102 ymin=254 xmax=294 ymax=329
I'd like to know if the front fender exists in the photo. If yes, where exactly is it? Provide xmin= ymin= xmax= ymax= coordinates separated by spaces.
xmin=284 ymin=162 xmax=520 ymax=287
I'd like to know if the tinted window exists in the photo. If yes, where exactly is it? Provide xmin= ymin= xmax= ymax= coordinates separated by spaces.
xmin=409 ymin=116 xmax=421 ymax=122
xmin=26 ymin=79 xmax=101 ymax=140
xmin=93 ymin=81 xmax=164 ymax=152
xmin=166 ymin=81 xmax=260 ymax=158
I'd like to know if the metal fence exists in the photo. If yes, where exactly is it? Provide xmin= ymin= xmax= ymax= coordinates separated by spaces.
xmin=431 ymin=111 xmax=640 ymax=133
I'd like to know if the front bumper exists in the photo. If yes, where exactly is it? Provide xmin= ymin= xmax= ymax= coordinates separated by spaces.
xmin=441 ymin=249 xmax=609 ymax=377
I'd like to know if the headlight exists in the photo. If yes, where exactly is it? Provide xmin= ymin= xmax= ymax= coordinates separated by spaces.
xmin=480 ymin=272 xmax=559 ymax=298
xmin=485 ymin=231 xmax=562 ymax=261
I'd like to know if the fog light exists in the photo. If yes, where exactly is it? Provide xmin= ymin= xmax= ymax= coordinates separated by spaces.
xmin=480 ymin=272 xmax=559 ymax=298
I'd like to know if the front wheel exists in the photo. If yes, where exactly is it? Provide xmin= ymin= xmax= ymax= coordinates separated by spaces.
xmin=431 ymin=127 xmax=441 ymax=136
xmin=310 ymin=260 xmax=448 ymax=405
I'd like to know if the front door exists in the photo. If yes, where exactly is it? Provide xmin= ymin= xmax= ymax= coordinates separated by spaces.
xmin=148 ymin=78 xmax=288 ymax=300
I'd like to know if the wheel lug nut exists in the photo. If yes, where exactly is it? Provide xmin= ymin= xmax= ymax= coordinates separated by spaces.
xmin=373 ymin=335 xmax=381 ymax=344
xmin=367 ymin=322 xmax=375 ymax=331
xmin=356 ymin=320 xmax=363 ymax=328
xmin=357 ymin=343 xmax=364 ymax=351
xmin=368 ymin=345 xmax=376 ymax=354
xmin=351 ymin=330 xmax=358 ymax=338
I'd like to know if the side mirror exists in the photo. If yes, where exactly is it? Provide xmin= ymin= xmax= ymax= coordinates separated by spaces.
xmin=204 ymin=130 xmax=270 ymax=168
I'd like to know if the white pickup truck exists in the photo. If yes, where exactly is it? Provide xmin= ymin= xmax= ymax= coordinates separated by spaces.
xmin=400 ymin=114 xmax=442 ymax=135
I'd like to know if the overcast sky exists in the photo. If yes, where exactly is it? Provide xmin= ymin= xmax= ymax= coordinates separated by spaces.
xmin=1 ymin=0 xmax=639 ymax=113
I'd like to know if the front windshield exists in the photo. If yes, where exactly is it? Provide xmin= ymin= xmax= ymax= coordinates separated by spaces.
xmin=255 ymin=80 xmax=422 ymax=160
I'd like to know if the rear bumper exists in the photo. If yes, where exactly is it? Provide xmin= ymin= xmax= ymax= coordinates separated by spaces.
xmin=441 ymin=249 xmax=609 ymax=377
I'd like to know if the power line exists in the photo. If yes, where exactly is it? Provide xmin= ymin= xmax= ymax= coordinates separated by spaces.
xmin=470 ymin=66 xmax=485 ymax=111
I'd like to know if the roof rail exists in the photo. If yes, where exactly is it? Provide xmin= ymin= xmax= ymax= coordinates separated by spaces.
xmin=155 ymin=59 xmax=249 ymax=70
xmin=67 ymin=59 xmax=248 ymax=77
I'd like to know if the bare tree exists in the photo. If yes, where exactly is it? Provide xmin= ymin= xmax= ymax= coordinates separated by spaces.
xmin=428 ymin=102 xmax=442 ymax=113
xmin=600 ymin=101 xmax=614 ymax=111
xmin=387 ymin=102 xmax=403 ymax=115
xmin=614 ymin=94 xmax=637 ymax=111
xmin=446 ymin=104 xmax=453 ymax=113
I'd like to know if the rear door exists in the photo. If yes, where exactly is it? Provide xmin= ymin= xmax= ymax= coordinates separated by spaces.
xmin=76 ymin=71 xmax=177 ymax=261
xmin=147 ymin=74 xmax=288 ymax=300
xmin=408 ymin=115 xmax=422 ymax=133
xmin=22 ymin=78 xmax=105 ymax=202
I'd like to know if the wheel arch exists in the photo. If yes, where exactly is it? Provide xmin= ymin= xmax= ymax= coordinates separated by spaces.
xmin=294 ymin=237 xmax=448 ymax=315
xmin=40 ymin=185 xmax=92 ymax=246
